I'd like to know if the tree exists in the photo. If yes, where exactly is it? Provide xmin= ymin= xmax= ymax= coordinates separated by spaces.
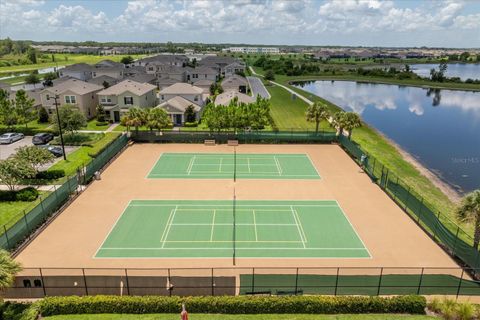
xmin=120 ymin=107 xmax=146 ymax=133
xmin=0 ymin=249 xmax=22 ymax=290
xmin=42 ymin=72 xmax=57 ymax=87
xmin=343 ymin=112 xmax=362 ymax=139
xmin=305 ymin=102 xmax=329 ymax=133
xmin=146 ymin=108 xmax=170 ymax=131
xmin=0 ymin=158 xmax=36 ymax=191
xmin=210 ymin=83 xmax=223 ymax=96
xmin=120 ymin=56 xmax=134 ymax=65
xmin=184 ymin=105 xmax=196 ymax=123
xmin=456 ymin=190 xmax=480 ymax=249
xmin=24 ymin=73 xmax=40 ymax=88
xmin=96 ymin=105 xmax=106 ymax=122
xmin=102 ymin=80 xmax=110 ymax=89
xmin=14 ymin=90 xmax=36 ymax=128
xmin=332 ymin=111 xmax=348 ymax=136
xmin=13 ymin=146 xmax=54 ymax=173
xmin=51 ymin=105 xmax=87 ymax=136
xmin=38 ymin=106 xmax=49 ymax=123
xmin=0 ymin=89 xmax=17 ymax=127
xmin=264 ymin=70 xmax=275 ymax=81
xmin=26 ymin=47 xmax=37 ymax=64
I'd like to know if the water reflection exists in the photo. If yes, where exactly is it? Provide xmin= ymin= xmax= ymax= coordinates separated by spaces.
xmin=293 ymin=80 xmax=480 ymax=193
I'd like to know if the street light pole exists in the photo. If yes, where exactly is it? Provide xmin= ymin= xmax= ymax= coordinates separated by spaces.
xmin=53 ymin=95 xmax=67 ymax=160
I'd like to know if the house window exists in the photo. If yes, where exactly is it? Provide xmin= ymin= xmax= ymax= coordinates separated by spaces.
xmin=194 ymin=95 xmax=198 ymax=102
xmin=124 ymin=96 xmax=133 ymax=105
xmin=93 ymin=72 xmax=96 ymax=77
xmin=161 ymin=95 xmax=164 ymax=100
xmin=65 ymin=95 xmax=76 ymax=104
xmin=46 ymin=94 xmax=50 ymax=101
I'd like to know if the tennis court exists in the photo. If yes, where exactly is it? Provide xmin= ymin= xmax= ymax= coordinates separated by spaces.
xmin=147 ymin=153 xmax=320 ymax=179
xmin=95 ymin=200 xmax=369 ymax=259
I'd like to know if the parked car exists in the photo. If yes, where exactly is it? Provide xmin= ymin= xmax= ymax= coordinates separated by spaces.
xmin=32 ymin=133 xmax=54 ymax=145
xmin=0 ymin=132 xmax=24 ymax=144
xmin=40 ymin=145 xmax=64 ymax=157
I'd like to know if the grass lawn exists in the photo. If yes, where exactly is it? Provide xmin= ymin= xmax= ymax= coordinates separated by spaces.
xmin=44 ymin=314 xmax=437 ymax=320
xmin=0 ymin=53 xmax=146 ymax=74
xmin=0 ymin=120 xmax=51 ymax=131
xmin=49 ymin=133 xmax=120 ymax=176
xmin=83 ymin=119 xmax=111 ymax=131
xmin=0 ymin=191 xmax=49 ymax=229
xmin=252 ymin=67 xmax=468 ymax=240
xmin=267 ymin=84 xmax=332 ymax=131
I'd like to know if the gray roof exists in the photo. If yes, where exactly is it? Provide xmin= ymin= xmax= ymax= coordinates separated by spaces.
xmin=140 ymin=54 xmax=188 ymax=65
xmin=157 ymin=96 xmax=201 ymax=113
xmin=215 ymin=91 xmax=255 ymax=106
xmin=154 ymin=65 xmax=186 ymax=74
xmin=159 ymin=83 xmax=203 ymax=95
xmin=199 ymin=56 xmax=239 ymax=66
xmin=97 ymin=79 xmax=156 ymax=96
xmin=193 ymin=79 xmax=213 ymax=86
xmin=61 ymin=63 xmax=93 ymax=72
xmin=222 ymin=75 xmax=248 ymax=87
xmin=95 ymin=60 xmax=124 ymax=68
xmin=51 ymin=76 xmax=74 ymax=86
xmin=43 ymin=79 xmax=103 ymax=95
xmin=124 ymin=65 xmax=147 ymax=75
xmin=125 ymin=73 xmax=156 ymax=84
xmin=189 ymin=66 xmax=218 ymax=74
xmin=87 ymin=75 xmax=120 ymax=87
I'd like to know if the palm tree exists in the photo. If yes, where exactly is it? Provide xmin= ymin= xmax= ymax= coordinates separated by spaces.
xmin=305 ymin=102 xmax=329 ymax=133
xmin=120 ymin=107 xmax=146 ymax=133
xmin=332 ymin=111 xmax=348 ymax=136
xmin=456 ymin=190 xmax=480 ymax=249
xmin=146 ymin=108 xmax=171 ymax=131
xmin=344 ymin=112 xmax=362 ymax=140
xmin=0 ymin=249 xmax=22 ymax=289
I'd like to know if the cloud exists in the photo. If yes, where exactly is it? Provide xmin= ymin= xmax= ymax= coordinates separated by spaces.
xmin=0 ymin=0 xmax=479 ymax=45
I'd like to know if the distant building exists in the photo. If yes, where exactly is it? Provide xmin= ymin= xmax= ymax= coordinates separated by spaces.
xmin=222 ymin=47 xmax=280 ymax=54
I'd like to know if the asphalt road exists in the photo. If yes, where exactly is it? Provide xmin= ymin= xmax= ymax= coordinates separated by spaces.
xmin=247 ymin=76 xmax=271 ymax=99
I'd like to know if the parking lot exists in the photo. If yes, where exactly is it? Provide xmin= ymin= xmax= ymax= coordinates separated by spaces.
xmin=0 ymin=136 xmax=77 ymax=168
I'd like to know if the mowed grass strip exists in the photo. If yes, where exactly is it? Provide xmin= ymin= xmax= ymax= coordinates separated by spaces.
xmin=0 ymin=191 xmax=49 ymax=229
xmin=43 ymin=314 xmax=437 ymax=320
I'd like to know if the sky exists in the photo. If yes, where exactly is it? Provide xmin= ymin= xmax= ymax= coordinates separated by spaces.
xmin=0 ymin=0 xmax=479 ymax=48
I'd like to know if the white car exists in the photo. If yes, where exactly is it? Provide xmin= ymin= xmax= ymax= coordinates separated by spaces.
xmin=0 ymin=132 xmax=25 ymax=144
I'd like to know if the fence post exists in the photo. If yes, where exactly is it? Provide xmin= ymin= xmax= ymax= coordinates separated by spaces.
xmin=3 ymin=225 xmax=11 ymax=249
xmin=82 ymin=268 xmax=88 ymax=296
xmin=168 ymin=268 xmax=172 ymax=297
xmin=124 ymin=269 xmax=130 ymax=296
xmin=455 ymin=269 xmax=465 ymax=300
xmin=39 ymin=268 xmax=47 ymax=297
xmin=334 ymin=267 xmax=340 ymax=296
xmin=39 ymin=195 xmax=46 ymax=217
xmin=417 ymin=197 xmax=424 ymax=223
xmin=294 ymin=268 xmax=299 ymax=294
xmin=52 ymin=184 xmax=59 ymax=202
xmin=404 ymin=186 xmax=411 ymax=211
xmin=252 ymin=268 xmax=255 ymax=293
xmin=23 ymin=210 xmax=30 ymax=236
xmin=377 ymin=268 xmax=383 ymax=296
xmin=452 ymin=227 xmax=460 ymax=255
xmin=211 ymin=268 xmax=214 ymax=296
xmin=417 ymin=268 xmax=424 ymax=295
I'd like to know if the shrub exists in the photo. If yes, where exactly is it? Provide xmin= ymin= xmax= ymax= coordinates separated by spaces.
xmin=36 ymin=295 xmax=426 ymax=317
xmin=0 ymin=128 xmax=56 ymax=136
xmin=38 ymin=107 xmax=49 ymax=123
xmin=0 ymin=301 xmax=32 ymax=320
xmin=35 ymin=170 xmax=65 ymax=180
xmin=184 ymin=121 xmax=198 ymax=127
xmin=95 ymin=121 xmax=109 ymax=127
xmin=0 ymin=187 xmax=38 ymax=202
xmin=15 ymin=187 xmax=39 ymax=201
xmin=457 ymin=302 xmax=475 ymax=320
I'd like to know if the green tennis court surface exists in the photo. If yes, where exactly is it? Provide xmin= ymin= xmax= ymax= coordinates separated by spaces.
xmin=95 ymin=200 xmax=369 ymax=259
xmin=147 ymin=153 xmax=320 ymax=179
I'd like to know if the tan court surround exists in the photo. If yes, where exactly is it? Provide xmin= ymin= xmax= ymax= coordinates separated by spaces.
xmin=15 ymin=143 xmax=460 ymax=271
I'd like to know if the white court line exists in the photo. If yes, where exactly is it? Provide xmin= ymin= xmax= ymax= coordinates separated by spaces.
xmin=174 ymin=208 xmax=293 ymax=212
xmin=294 ymin=209 xmax=308 ymax=244
xmin=161 ymin=205 xmax=178 ymax=248
xmin=219 ymin=158 xmax=223 ymax=173
xmin=148 ymin=173 xmax=319 ymax=176
xmin=274 ymin=156 xmax=283 ymax=176
xmin=160 ymin=208 xmax=175 ymax=244
xmin=290 ymin=206 xmax=306 ymax=248
xmin=130 ymin=204 xmax=338 ymax=207
xmin=100 ymin=247 xmax=367 ymax=250
xmin=172 ymin=223 xmax=297 ymax=226
xmin=253 ymin=209 xmax=258 ymax=241
xmin=247 ymin=158 xmax=251 ymax=173
xmin=186 ymin=156 xmax=196 ymax=175
xmin=210 ymin=209 xmax=216 ymax=242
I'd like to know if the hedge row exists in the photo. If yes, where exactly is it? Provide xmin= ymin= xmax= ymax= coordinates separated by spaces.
xmin=0 ymin=128 xmax=56 ymax=136
xmin=32 ymin=295 xmax=426 ymax=318
xmin=0 ymin=187 xmax=39 ymax=202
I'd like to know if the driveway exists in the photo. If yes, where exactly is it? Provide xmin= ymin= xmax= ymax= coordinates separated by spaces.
xmin=247 ymin=76 xmax=271 ymax=99
xmin=0 ymin=136 xmax=77 ymax=169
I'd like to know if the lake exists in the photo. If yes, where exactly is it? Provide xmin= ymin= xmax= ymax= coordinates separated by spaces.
xmin=411 ymin=63 xmax=480 ymax=81
xmin=293 ymin=80 xmax=480 ymax=194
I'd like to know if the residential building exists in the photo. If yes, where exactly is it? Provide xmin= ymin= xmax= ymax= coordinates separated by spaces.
xmin=152 ymin=65 xmax=187 ymax=82
xmin=96 ymin=80 xmax=157 ymax=122
xmin=158 ymin=83 xmax=206 ymax=106
xmin=125 ymin=73 xmax=157 ymax=86
xmin=186 ymin=66 xmax=218 ymax=82
xmin=58 ymin=63 xmax=94 ymax=81
xmin=157 ymin=78 xmax=180 ymax=90
xmin=222 ymin=47 xmax=280 ymax=54
xmin=156 ymin=96 xmax=202 ymax=126
xmin=87 ymin=75 xmax=120 ymax=88
xmin=221 ymin=75 xmax=248 ymax=94
xmin=198 ymin=56 xmax=245 ymax=77
xmin=215 ymin=91 xmax=255 ymax=106
xmin=95 ymin=60 xmax=124 ymax=69
xmin=136 ymin=54 xmax=188 ymax=67
xmin=224 ymin=62 xmax=246 ymax=77
xmin=40 ymin=79 xmax=103 ymax=118
xmin=192 ymin=79 xmax=214 ymax=94
xmin=92 ymin=66 xmax=125 ymax=79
